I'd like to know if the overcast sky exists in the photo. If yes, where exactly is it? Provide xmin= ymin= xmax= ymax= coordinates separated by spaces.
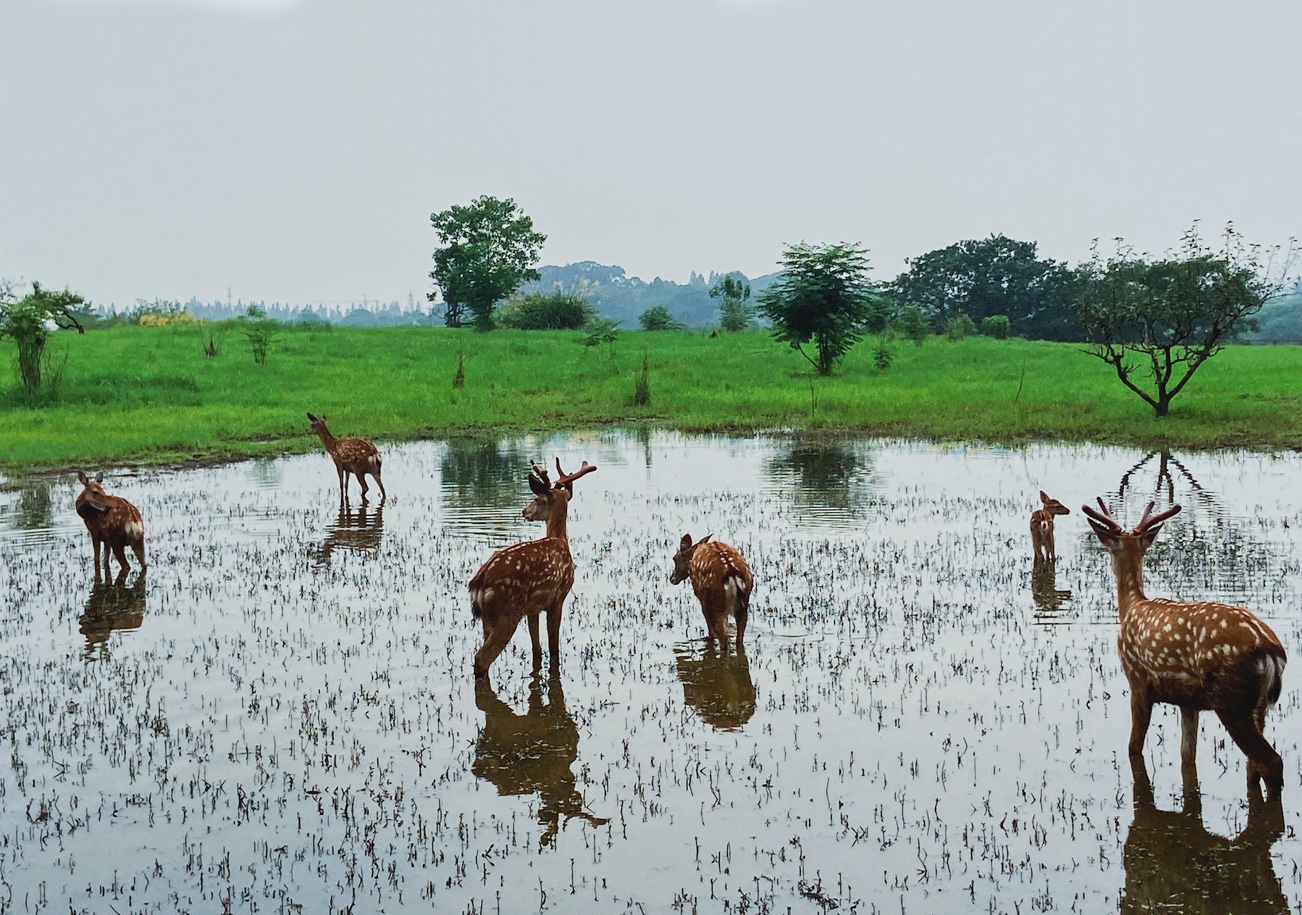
xmin=2 ymin=0 xmax=1299 ymax=307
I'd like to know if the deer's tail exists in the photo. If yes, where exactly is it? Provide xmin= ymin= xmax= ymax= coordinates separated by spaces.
xmin=1258 ymin=646 xmax=1287 ymax=707
xmin=723 ymin=572 xmax=751 ymax=616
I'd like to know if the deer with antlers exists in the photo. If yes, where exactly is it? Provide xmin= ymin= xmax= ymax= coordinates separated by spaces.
xmin=1030 ymin=491 xmax=1070 ymax=563
xmin=671 ymin=534 xmax=754 ymax=654
xmin=1083 ymin=498 xmax=1287 ymax=797
xmin=469 ymin=459 xmax=597 ymax=681
xmin=307 ymin=412 xmax=386 ymax=503
xmin=75 ymin=471 xmax=146 ymax=579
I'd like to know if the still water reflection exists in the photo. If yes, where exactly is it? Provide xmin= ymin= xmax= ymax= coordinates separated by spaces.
xmin=0 ymin=434 xmax=1299 ymax=913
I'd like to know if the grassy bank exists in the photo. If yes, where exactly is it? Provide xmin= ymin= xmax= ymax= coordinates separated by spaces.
xmin=2 ymin=323 xmax=1301 ymax=472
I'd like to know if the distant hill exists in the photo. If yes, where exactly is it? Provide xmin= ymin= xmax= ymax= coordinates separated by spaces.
xmin=521 ymin=262 xmax=779 ymax=328
xmin=1243 ymin=292 xmax=1302 ymax=343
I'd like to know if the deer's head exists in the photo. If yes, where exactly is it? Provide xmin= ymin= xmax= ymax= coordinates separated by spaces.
xmin=306 ymin=412 xmax=329 ymax=435
xmin=670 ymin=533 xmax=711 ymax=585
xmin=1039 ymin=491 xmax=1070 ymax=517
xmin=522 ymin=459 xmax=597 ymax=523
xmin=76 ymin=471 xmax=111 ymax=513
xmin=1083 ymin=498 xmax=1181 ymax=560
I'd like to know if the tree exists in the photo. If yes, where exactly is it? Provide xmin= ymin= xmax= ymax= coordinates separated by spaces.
xmin=428 ymin=196 xmax=546 ymax=331
xmin=889 ymin=234 xmax=1080 ymax=340
xmin=638 ymin=305 xmax=684 ymax=331
xmin=757 ymin=243 xmax=875 ymax=375
xmin=239 ymin=305 xmax=281 ymax=365
xmin=1076 ymin=225 xmax=1293 ymax=417
xmin=0 ymin=281 xmax=85 ymax=393
xmin=709 ymin=275 xmax=753 ymax=332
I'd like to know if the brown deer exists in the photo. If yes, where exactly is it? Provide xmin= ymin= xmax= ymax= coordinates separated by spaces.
xmin=1030 ymin=490 xmax=1070 ymax=562
xmin=469 ymin=458 xmax=597 ymax=681
xmin=306 ymin=412 xmax=385 ymax=503
xmin=75 ymin=471 xmax=146 ymax=579
xmin=671 ymin=534 xmax=754 ymax=654
xmin=1083 ymin=498 xmax=1287 ymax=797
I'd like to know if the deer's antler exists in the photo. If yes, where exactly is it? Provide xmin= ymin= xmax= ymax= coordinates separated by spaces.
xmin=528 ymin=460 xmax=552 ymax=496
xmin=1082 ymin=497 xmax=1181 ymax=535
xmin=1081 ymin=497 xmax=1123 ymax=533
xmin=554 ymin=458 xmax=597 ymax=492
xmin=1134 ymin=500 xmax=1182 ymax=533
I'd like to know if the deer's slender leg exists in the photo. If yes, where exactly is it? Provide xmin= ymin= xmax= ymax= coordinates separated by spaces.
xmin=527 ymin=613 xmax=543 ymax=666
xmin=474 ymin=619 xmax=519 ymax=682
xmin=358 ymin=473 xmax=370 ymax=501
xmin=111 ymin=544 xmax=130 ymax=574
xmin=546 ymin=599 xmax=564 ymax=663
xmin=92 ymin=537 xmax=103 ymax=580
xmin=131 ymin=541 xmax=147 ymax=574
xmin=1216 ymin=708 xmax=1284 ymax=796
xmin=374 ymin=469 xmax=386 ymax=503
xmin=1128 ymin=685 xmax=1153 ymax=758
xmin=1180 ymin=707 xmax=1200 ymax=767
xmin=734 ymin=599 xmax=748 ymax=653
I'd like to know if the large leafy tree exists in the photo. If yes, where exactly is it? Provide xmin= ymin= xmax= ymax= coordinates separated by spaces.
xmin=0 ymin=280 xmax=85 ymax=392
xmin=889 ymin=234 xmax=1080 ymax=339
xmin=1076 ymin=226 xmax=1292 ymax=417
xmin=757 ymin=243 xmax=874 ymax=375
xmin=428 ymin=196 xmax=546 ymax=331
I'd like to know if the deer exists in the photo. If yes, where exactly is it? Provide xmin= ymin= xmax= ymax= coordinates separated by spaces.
xmin=469 ymin=458 xmax=597 ymax=681
xmin=1030 ymin=490 xmax=1070 ymax=563
xmin=670 ymin=534 xmax=754 ymax=654
xmin=306 ymin=412 xmax=386 ymax=503
xmin=75 ymin=471 xmax=146 ymax=579
xmin=1083 ymin=498 xmax=1287 ymax=798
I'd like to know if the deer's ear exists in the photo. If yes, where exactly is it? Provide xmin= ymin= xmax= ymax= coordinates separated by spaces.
xmin=307 ymin=412 xmax=317 ymax=422
xmin=1039 ymin=491 xmax=1050 ymax=504
xmin=322 ymin=413 xmax=328 ymax=422
xmin=95 ymin=471 xmax=104 ymax=483
xmin=77 ymin=470 xmax=89 ymax=486
xmin=1137 ymin=525 xmax=1164 ymax=552
xmin=1087 ymin=519 xmax=1123 ymax=553
xmin=699 ymin=534 xmax=712 ymax=545
xmin=680 ymin=534 xmax=693 ymax=550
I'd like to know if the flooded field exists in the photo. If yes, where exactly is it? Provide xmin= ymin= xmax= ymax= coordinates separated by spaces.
xmin=2 ymin=433 xmax=1301 ymax=914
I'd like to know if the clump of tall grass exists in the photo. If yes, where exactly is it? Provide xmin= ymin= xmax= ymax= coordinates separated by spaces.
xmin=498 ymin=291 xmax=594 ymax=330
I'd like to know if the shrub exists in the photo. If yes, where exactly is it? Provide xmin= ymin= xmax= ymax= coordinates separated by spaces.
xmin=945 ymin=314 xmax=978 ymax=341
xmin=239 ymin=305 xmax=281 ymax=366
xmin=638 ymin=305 xmax=684 ymax=332
xmin=873 ymin=338 xmax=893 ymax=369
xmin=452 ymin=350 xmax=465 ymax=388
xmin=981 ymin=315 xmax=1010 ymax=339
xmin=497 ymin=291 xmax=594 ymax=330
xmin=632 ymin=351 xmax=651 ymax=405
xmin=895 ymin=305 xmax=930 ymax=346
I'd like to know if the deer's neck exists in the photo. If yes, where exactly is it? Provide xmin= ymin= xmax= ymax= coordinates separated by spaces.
xmin=315 ymin=428 xmax=337 ymax=453
xmin=1111 ymin=549 xmax=1147 ymax=616
xmin=543 ymin=498 xmax=570 ymax=544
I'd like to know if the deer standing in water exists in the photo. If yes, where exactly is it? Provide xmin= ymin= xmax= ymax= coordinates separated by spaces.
xmin=469 ymin=459 xmax=597 ymax=681
xmin=75 ymin=471 xmax=146 ymax=579
xmin=307 ymin=412 xmax=386 ymax=503
xmin=671 ymin=534 xmax=754 ymax=654
xmin=1030 ymin=491 xmax=1070 ymax=563
xmin=1083 ymin=498 xmax=1287 ymax=798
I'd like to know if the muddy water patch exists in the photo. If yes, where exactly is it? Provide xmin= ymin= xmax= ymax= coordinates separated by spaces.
xmin=1 ymin=435 xmax=1300 ymax=913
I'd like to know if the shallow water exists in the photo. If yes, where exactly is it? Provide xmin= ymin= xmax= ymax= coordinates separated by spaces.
xmin=2 ymin=434 xmax=1300 ymax=913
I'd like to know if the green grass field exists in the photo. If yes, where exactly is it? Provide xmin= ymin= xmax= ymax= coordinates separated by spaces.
xmin=2 ymin=323 xmax=1301 ymax=472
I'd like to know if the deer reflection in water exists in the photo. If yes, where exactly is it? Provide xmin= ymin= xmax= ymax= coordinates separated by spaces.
xmin=1123 ymin=762 xmax=1286 ymax=914
xmin=1029 ymin=562 xmax=1072 ymax=617
xmin=80 ymin=573 xmax=147 ymax=660
xmin=473 ymin=672 xmax=608 ymax=848
xmin=674 ymin=645 xmax=757 ymax=731
xmin=309 ymin=503 xmax=384 ymax=567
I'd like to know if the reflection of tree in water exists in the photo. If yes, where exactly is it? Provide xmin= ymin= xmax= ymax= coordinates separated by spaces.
xmin=441 ymin=439 xmax=535 ymax=510
xmin=674 ymin=645 xmax=756 ymax=731
xmin=80 ymin=574 xmax=147 ymax=661
xmin=473 ymin=673 xmax=608 ymax=848
xmin=2 ymin=482 xmax=55 ymax=531
xmin=309 ymin=503 xmax=384 ymax=568
xmin=765 ymin=440 xmax=876 ymax=522
xmin=1105 ymin=451 xmax=1277 ymax=599
xmin=1029 ymin=562 xmax=1072 ymax=618
xmin=1122 ymin=764 xmax=1285 ymax=914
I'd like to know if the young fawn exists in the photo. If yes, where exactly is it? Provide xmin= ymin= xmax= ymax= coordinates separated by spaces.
xmin=671 ymin=534 xmax=754 ymax=654
xmin=75 ymin=471 xmax=146 ymax=578
xmin=469 ymin=459 xmax=597 ymax=681
xmin=307 ymin=412 xmax=386 ymax=502
xmin=1084 ymin=498 xmax=1287 ymax=797
xmin=1030 ymin=491 xmax=1070 ymax=562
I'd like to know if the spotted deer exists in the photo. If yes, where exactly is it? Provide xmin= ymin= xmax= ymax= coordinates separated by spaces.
xmin=1083 ymin=498 xmax=1287 ymax=797
xmin=1030 ymin=491 xmax=1070 ymax=563
xmin=75 ymin=471 xmax=146 ymax=578
xmin=469 ymin=459 xmax=597 ymax=681
xmin=671 ymin=534 xmax=754 ymax=653
xmin=307 ymin=412 xmax=386 ymax=502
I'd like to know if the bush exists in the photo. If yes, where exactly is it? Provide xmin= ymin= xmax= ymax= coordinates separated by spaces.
xmin=497 ymin=291 xmax=594 ymax=330
xmin=631 ymin=351 xmax=651 ymax=405
xmin=895 ymin=305 xmax=930 ymax=346
xmin=873 ymin=338 xmax=893 ymax=369
xmin=239 ymin=305 xmax=281 ymax=366
xmin=945 ymin=314 xmax=978 ymax=341
xmin=981 ymin=315 xmax=1010 ymax=339
xmin=638 ymin=305 xmax=684 ymax=332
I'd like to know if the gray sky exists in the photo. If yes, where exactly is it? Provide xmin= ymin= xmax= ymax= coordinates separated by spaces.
xmin=2 ymin=0 xmax=1299 ymax=307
